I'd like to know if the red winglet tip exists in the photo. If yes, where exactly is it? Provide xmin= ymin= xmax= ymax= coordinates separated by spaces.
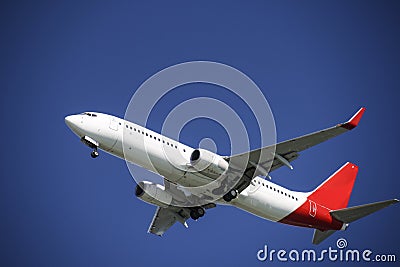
xmin=346 ymin=162 xmax=359 ymax=170
xmin=342 ymin=107 xmax=365 ymax=130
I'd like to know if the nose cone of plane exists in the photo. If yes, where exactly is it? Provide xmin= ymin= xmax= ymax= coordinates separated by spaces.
xmin=65 ymin=115 xmax=82 ymax=136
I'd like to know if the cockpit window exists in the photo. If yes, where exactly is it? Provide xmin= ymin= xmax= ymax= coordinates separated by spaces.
xmin=81 ymin=112 xmax=97 ymax=117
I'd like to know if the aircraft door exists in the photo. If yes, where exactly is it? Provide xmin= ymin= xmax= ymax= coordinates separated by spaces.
xmin=109 ymin=118 xmax=119 ymax=131
xmin=309 ymin=200 xmax=317 ymax=217
xmin=248 ymin=180 xmax=261 ymax=194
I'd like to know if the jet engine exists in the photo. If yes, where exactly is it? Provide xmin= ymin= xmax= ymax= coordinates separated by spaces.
xmin=135 ymin=181 xmax=173 ymax=208
xmin=189 ymin=149 xmax=229 ymax=178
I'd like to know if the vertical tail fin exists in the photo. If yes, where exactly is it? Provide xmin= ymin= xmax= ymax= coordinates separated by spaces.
xmin=309 ymin=162 xmax=358 ymax=210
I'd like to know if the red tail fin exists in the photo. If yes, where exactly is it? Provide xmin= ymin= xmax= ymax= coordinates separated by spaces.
xmin=308 ymin=162 xmax=358 ymax=210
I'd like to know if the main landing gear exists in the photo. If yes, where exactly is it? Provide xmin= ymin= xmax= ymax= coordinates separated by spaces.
xmin=223 ymin=189 xmax=238 ymax=202
xmin=190 ymin=207 xmax=205 ymax=220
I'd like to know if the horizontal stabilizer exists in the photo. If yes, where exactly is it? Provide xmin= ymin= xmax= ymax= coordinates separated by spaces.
xmin=330 ymin=199 xmax=399 ymax=223
xmin=312 ymin=229 xmax=336 ymax=245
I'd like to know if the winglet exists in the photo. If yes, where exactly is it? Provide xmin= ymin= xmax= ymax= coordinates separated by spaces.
xmin=341 ymin=107 xmax=366 ymax=130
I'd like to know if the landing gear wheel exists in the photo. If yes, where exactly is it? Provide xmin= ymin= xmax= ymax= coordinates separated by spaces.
xmin=190 ymin=210 xmax=199 ymax=220
xmin=223 ymin=194 xmax=231 ymax=202
xmin=190 ymin=207 xmax=205 ymax=220
xmin=197 ymin=207 xmax=205 ymax=217
xmin=223 ymin=189 xmax=238 ymax=202
xmin=91 ymin=150 xmax=99 ymax=158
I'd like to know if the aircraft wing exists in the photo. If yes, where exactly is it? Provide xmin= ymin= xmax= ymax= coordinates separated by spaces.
xmin=226 ymin=107 xmax=365 ymax=193
xmin=147 ymin=206 xmax=190 ymax=236
xmin=147 ymin=203 xmax=216 ymax=236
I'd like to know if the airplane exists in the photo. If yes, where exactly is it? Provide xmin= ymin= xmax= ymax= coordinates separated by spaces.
xmin=65 ymin=107 xmax=398 ymax=244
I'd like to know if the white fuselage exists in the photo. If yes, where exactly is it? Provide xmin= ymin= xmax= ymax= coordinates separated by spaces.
xmin=65 ymin=112 xmax=308 ymax=223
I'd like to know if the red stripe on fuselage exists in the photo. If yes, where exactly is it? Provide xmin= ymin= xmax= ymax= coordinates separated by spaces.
xmin=278 ymin=199 xmax=343 ymax=230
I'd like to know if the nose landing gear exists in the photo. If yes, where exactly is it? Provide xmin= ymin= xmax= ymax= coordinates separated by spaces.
xmin=91 ymin=148 xmax=99 ymax=158
xmin=81 ymin=136 xmax=100 ymax=159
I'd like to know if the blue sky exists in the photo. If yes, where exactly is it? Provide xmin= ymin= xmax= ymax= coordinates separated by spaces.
xmin=1 ymin=1 xmax=399 ymax=266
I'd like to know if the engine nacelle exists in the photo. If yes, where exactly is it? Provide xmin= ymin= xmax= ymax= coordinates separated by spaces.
xmin=190 ymin=148 xmax=229 ymax=178
xmin=135 ymin=181 xmax=173 ymax=208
